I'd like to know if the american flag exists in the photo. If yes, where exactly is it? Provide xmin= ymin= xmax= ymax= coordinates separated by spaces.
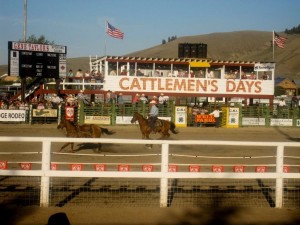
xmin=106 ymin=21 xmax=124 ymax=39
xmin=274 ymin=32 xmax=287 ymax=48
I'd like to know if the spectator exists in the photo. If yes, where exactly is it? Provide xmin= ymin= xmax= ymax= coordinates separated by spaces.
xmin=67 ymin=69 xmax=74 ymax=83
xmin=139 ymin=94 xmax=148 ymax=103
xmin=210 ymin=107 xmax=221 ymax=128
xmin=51 ymin=93 xmax=62 ymax=108
xmin=117 ymin=93 xmax=124 ymax=106
xmin=132 ymin=93 xmax=140 ymax=104
xmin=77 ymin=90 xmax=89 ymax=105
xmin=158 ymin=93 xmax=165 ymax=105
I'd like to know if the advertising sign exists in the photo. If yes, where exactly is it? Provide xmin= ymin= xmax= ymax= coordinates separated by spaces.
xmin=175 ymin=106 xmax=187 ymax=127
xmin=0 ymin=110 xmax=26 ymax=122
xmin=8 ymin=41 xmax=67 ymax=78
xmin=33 ymin=109 xmax=57 ymax=117
xmin=226 ymin=107 xmax=239 ymax=128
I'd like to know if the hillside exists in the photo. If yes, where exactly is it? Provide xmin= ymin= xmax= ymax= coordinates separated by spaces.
xmin=1 ymin=31 xmax=300 ymax=79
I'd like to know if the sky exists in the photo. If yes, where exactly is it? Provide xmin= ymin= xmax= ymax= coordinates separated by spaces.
xmin=1 ymin=0 xmax=300 ymax=65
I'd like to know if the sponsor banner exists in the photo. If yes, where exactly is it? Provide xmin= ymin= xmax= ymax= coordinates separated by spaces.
xmin=296 ymin=119 xmax=300 ymax=127
xmin=0 ymin=110 xmax=26 ymax=122
xmin=142 ymin=165 xmax=154 ymax=172
xmin=50 ymin=163 xmax=58 ymax=170
xmin=33 ymin=109 xmax=57 ymax=117
xmin=242 ymin=117 xmax=266 ymax=126
xmin=104 ymin=76 xmax=274 ymax=96
xmin=233 ymin=165 xmax=245 ymax=173
xmin=195 ymin=114 xmax=215 ymax=123
xmin=168 ymin=165 xmax=178 ymax=172
xmin=70 ymin=164 xmax=83 ymax=171
xmin=212 ymin=165 xmax=224 ymax=172
xmin=19 ymin=163 xmax=32 ymax=170
xmin=283 ymin=165 xmax=290 ymax=173
xmin=188 ymin=165 xmax=200 ymax=172
xmin=254 ymin=63 xmax=275 ymax=71
xmin=116 ymin=116 xmax=133 ymax=125
xmin=270 ymin=119 xmax=293 ymax=126
xmin=85 ymin=116 xmax=111 ymax=125
xmin=175 ymin=106 xmax=187 ymax=127
xmin=255 ymin=166 xmax=267 ymax=173
xmin=11 ymin=42 xmax=66 ymax=53
xmin=226 ymin=107 xmax=239 ymax=128
xmin=0 ymin=161 xmax=8 ymax=170
xmin=118 ymin=164 xmax=130 ymax=171
xmin=94 ymin=164 xmax=106 ymax=171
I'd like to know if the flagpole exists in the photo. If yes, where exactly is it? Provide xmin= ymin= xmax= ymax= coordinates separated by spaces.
xmin=104 ymin=20 xmax=107 ymax=56
xmin=272 ymin=30 xmax=275 ymax=61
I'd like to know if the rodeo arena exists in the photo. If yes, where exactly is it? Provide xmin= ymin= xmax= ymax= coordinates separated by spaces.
xmin=0 ymin=41 xmax=300 ymax=223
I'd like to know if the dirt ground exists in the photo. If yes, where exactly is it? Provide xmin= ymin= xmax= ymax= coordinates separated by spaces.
xmin=0 ymin=124 xmax=300 ymax=225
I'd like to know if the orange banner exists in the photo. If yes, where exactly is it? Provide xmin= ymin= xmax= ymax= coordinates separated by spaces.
xmin=195 ymin=114 xmax=215 ymax=123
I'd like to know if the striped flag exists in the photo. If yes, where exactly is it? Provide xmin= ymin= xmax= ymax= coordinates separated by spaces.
xmin=106 ymin=21 xmax=124 ymax=39
xmin=274 ymin=32 xmax=287 ymax=48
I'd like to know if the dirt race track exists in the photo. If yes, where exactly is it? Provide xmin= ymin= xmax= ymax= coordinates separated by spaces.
xmin=0 ymin=124 xmax=300 ymax=225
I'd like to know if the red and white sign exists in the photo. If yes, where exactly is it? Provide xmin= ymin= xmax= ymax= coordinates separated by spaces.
xmin=255 ymin=166 xmax=267 ymax=173
xmin=50 ymin=163 xmax=58 ymax=170
xmin=104 ymin=76 xmax=274 ymax=96
xmin=94 ymin=164 xmax=106 ymax=171
xmin=142 ymin=165 xmax=154 ymax=172
xmin=233 ymin=165 xmax=245 ymax=172
xmin=70 ymin=164 xmax=83 ymax=171
xmin=19 ymin=163 xmax=32 ymax=170
xmin=118 ymin=164 xmax=130 ymax=172
xmin=65 ymin=106 xmax=74 ymax=121
xmin=168 ymin=165 xmax=178 ymax=172
xmin=0 ymin=161 xmax=8 ymax=170
xmin=188 ymin=165 xmax=200 ymax=172
xmin=283 ymin=165 xmax=290 ymax=173
xmin=212 ymin=165 xmax=224 ymax=172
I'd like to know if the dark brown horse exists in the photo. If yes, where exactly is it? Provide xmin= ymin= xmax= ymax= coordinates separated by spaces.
xmin=57 ymin=119 xmax=115 ymax=153
xmin=130 ymin=112 xmax=178 ymax=140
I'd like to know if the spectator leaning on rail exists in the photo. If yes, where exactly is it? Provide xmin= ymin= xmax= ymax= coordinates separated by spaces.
xmin=77 ymin=90 xmax=90 ymax=105
xmin=148 ymin=100 xmax=159 ymax=133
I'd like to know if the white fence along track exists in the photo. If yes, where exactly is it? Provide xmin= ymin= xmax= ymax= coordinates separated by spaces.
xmin=0 ymin=136 xmax=300 ymax=208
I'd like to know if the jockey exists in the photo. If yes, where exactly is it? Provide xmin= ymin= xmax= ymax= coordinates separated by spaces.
xmin=149 ymin=100 xmax=159 ymax=133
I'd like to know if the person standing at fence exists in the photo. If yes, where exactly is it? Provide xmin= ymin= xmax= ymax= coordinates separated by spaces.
xmin=139 ymin=94 xmax=148 ymax=104
xmin=210 ymin=107 xmax=221 ymax=128
xmin=132 ymin=93 xmax=140 ymax=105
xmin=278 ymin=98 xmax=286 ymax=116
xmin=77 ymin=90 xmax=89 ymax=105
xmin=148 ymin=100 xmax=159 ymax=133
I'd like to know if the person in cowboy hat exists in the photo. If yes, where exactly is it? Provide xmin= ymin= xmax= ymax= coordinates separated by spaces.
xmin=148 ymin=99 xmax=159 ymax=133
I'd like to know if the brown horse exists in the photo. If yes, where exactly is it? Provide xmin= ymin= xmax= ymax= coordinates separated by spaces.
xmin=57 ymin=119 xmax=115 ymax=153
xmin=130 ymin=112 xmax=178 ymax=140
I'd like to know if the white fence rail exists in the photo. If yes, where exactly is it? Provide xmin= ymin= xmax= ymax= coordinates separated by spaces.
xmin=0 ymin=136 xmax=300 ymax=208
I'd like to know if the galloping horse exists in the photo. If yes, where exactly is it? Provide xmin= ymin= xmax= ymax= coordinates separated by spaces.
xmin=130 ymin=112 xmax=178 ymax=140
xmin=57 ymin=119 xmax=115 ymax=153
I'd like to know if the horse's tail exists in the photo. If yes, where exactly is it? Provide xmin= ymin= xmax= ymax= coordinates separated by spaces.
xmin=100 ymin=127 xmax=115 ymax=135
xmin=170 ymin=121 xmax=179 ymax=134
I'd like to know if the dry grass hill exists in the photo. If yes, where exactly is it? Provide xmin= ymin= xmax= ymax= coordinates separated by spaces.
xmin=1 ymin=31 xmax=300 ymax=79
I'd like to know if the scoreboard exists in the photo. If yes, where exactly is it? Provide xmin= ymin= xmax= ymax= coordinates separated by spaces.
xmin=8 ymin=41 xmax=67 ymax=79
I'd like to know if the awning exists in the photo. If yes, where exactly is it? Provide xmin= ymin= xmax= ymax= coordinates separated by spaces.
xmin=189 ymin=62 xmax=210 ymax=67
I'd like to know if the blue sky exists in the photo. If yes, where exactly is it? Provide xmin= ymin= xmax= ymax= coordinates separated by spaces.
xmin=1 ymin=0 xmax=300 ymax=65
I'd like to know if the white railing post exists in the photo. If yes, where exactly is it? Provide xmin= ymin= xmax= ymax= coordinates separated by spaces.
xmin=40 ymin=140 xmax=51 ymax=207
xmin=275 ymin=144 xmax=284 ymax=208
xmin=160 ymin=143 xmax=169 ymax=207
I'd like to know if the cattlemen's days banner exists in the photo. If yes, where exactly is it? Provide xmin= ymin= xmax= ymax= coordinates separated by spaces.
xmin=104 ymin=77 xmax=274 ymax=96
